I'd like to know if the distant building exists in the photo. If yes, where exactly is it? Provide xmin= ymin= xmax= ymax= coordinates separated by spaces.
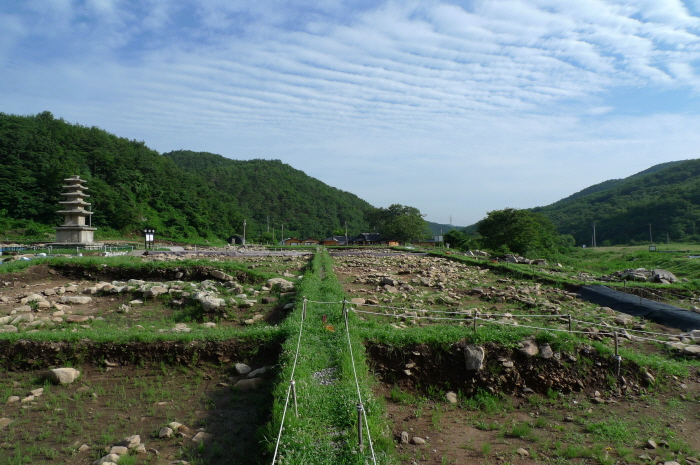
xmin=320 ymin=235 xmax=350 ymax=246
xmin=280 ymin=237 xmax=302 ymax=246
xmin=351 ymin=233 xmax=383 ymax=246
xmin=227 ymin=235 xmax=244 ymax=245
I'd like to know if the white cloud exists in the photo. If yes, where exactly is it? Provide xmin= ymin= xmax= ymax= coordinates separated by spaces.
xmin=3 ymin=0 xmax=700 ymax=225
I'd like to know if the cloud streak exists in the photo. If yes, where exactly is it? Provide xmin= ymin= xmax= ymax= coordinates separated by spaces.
xmin=2 ymin=0 xmax=700 ymax=226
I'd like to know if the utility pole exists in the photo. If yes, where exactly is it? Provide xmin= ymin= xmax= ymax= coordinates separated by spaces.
xmin=592 ymin=221 xmax=597 ymax=248
xmin=649 ymin=223 xmax=653 ymax=245
xmin=449 ymin=215 xmax=452 ymax=226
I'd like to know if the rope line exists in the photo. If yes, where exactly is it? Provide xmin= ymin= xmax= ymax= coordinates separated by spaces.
xmin=570 ymin=318 xmax=676 ymax=338
xmin=304 ymin=299 xmax=344 ymax=305
xmin=343 ymin=305 xmax=378 ymax=464
xmin=350 ymin=307 xmax=686 ymax=345
xmin=271 ymin=299 xmax=307 ymax=465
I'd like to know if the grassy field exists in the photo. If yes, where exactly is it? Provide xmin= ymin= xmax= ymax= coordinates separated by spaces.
xmin=1 ymin=247 xmax=700 ymax=465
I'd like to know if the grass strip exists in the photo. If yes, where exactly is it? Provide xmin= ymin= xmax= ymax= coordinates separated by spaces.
xmin=264 ymin=251 xmax=392 ymax=465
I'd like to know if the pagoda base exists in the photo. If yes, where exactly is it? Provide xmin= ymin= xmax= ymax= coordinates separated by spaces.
xmin=47 ymin=242 xmax=104 ymax=249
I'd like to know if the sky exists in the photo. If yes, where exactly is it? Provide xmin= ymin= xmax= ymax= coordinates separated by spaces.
xmin=2 ymin=0 xmax=700 ymax=227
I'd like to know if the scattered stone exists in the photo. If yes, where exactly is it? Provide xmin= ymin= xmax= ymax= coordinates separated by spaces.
xmin=400 ymin=431 xmax=409 ymax=444
xmin=79 ymin=444 xmax=91 ymax=452
xmin=210 ymin=270 xmax=233 ymax=281
xmin=109 ymin=446 xmax=129 ymax=455
xmin=93 ymin=454 xmax=121 ymax=465
xmin=247 ymin=366 xmax=268 ymax=378
xmin=540 ymin=344 xmax=554 ymax=359
xmin=516 ymin=448 xmax=530 ymax=457
xmin=233 ymin=378 xmax=263 ymax=391
xmin=519 ymin=339 xmax=539 ymax=356
xmin=411 ymin=437 xmax=426 ymax=445
xmin=234 ymin=363 xmax=251 ymax=375
xmin=143 ymin=286 xmax=168 ymax=299
xmin=117 ymin=435 xmax=140 ymax=449
xmin=6 ymin=396 xmax=19 ymax=404
xmin=66 ymin=315 xmax=90 ymax=323
xmin=60 ymin=296 xmax=92 ymax=305
xmin=192 ymin=432 xmax=214 ymax=444
xmin=0 ymin=418 xmax=12 ymax=428
xmin=159 ymin=427 xmax=173 ymax=438
xmin=445 ymin=392 xmax=458 ymax=404
xmin=645 ymin=439 xmax=657 ymax=449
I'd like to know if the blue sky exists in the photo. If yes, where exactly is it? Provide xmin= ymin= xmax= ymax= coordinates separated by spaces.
xmin=3 ymin=0 xmax=700 ymax=227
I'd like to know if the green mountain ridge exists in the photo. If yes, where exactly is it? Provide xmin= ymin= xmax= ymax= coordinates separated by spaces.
xmin=532 ymin=159 xmax=700 ymax=245
xmin=0 ymin=111 xmax=371 ymax=241
xmin=546 ymin=160 xmax=685 ymax=207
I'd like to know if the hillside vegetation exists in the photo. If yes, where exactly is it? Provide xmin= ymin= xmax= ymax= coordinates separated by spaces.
xmin=164 ymin=151 xmax=371 ymax=239
xmin=0 ymin=112 xmax=370 ymax=241
xmin=532 ymin=159 xmax=700 ymax=246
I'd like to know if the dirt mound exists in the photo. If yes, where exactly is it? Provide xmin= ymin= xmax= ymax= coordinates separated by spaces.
xmin=0 ymin=338 xmax=282 ymax=369
xmin=367 ymin=341 xmax=649 ymax=397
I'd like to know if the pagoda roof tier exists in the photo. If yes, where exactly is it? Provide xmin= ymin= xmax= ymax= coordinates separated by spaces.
xmin=59 ymin=199 xmax=90 ymax=204
xmin=61 ymin=185 xmax=88 ymax=190
xmin=63 ymin=176 xmax=84 ymax=181
xmin=57 ymin=209 xmax=94 ymax=215
xmin=61 ymin=192 xmax=91 ymax=198
xmin=54 ymin=226 xmax=97 ymax=231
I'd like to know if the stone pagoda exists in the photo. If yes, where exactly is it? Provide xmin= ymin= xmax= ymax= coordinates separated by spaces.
xmin=52 ymin=175 xmax=102 ymax=247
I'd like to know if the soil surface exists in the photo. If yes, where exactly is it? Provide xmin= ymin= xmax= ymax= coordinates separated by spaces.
xmin=1 ymin=361 xmax=276 ymax=465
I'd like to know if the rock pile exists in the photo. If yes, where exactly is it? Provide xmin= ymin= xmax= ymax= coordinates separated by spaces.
xmin=92 ymin=435 xmax=148 ymax=464
xmin=602 ymin=268 xmax=679 ymax=284
xmin=0 ymin=273 xmax=297 ymax=333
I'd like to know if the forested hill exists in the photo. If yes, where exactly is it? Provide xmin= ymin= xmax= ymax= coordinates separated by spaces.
xmin=545 ymin=160 xmax=684 ymax=207
xmin=163 ymin=150 xmax=372 ymax=238
xmin=0 ymin=111 xmax=371 ymax=240
xmin=532 ymin=158 xmax=700 ymax=245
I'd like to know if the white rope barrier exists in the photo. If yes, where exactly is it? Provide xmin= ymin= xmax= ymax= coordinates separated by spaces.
xmin=271 ymin=299 xmax=307 ymax=465
xmin=350 ymin=306 xmax=681 ymax=345
xmin=343 ymin=305 xmax=377 ymax=465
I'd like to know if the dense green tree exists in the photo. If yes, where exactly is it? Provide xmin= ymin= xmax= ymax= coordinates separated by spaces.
xmin=476 ymin=208 xmax=567 ymax=256
xmin=367 ymin=204 xmax=429 ymax=244
xmin=444 ymin=229 xmax=474 ymax=250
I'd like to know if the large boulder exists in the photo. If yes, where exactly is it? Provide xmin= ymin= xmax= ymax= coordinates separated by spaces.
xmin=266 ymin=278 xmax=294 ymax=292
xmin=210 ymin=270 xmax=234 ymax=281
xmin=652 ymin=269 xmax=678 ymax=284
xmin=144 ymin=286 xmax=168 ymax=298
xmin=44 ymin=368 xmax=81 ymax=385
xmin=464 ymin=345 xmax=485 ymax=371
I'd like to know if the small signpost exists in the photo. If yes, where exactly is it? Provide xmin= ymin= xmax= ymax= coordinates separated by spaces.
xmin=143 ymin=228 xmax=155 ymax=250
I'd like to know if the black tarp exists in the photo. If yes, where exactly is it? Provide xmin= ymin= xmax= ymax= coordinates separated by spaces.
xmin=577 ymin=285 xmax=700 ymax=332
